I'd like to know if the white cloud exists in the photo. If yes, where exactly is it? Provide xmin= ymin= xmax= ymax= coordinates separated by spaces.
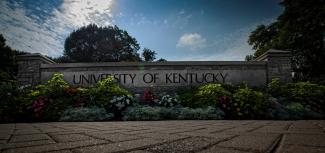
xmin=177 ymin=18 xmax=276 ymax=61
xmin=0 ymin=0 xmax=115 ymax=57
xmin=179 ymin=9 xmax=185 ymax=15
xmin=176 ymin=33 xmax=207 ymax=51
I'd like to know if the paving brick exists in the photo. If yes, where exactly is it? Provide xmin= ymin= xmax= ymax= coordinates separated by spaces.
xmin=73 ymin=138 xmax=162 ymax=153
xmin=277 ymin=145 xmax=325 ymax=153
xmin=47 ymin=150 xmax=74 ymax=153
xmin=14 ymin=129 xmax=42 ymax=135
xmin=2 ymin=139 xmax=108 ymax=153
xmin=128 ymin=150 xmax=153 ymax=153
xmin=1 ymin=140 xmax=55 ymax=150
xmin=177 ymin=131 xmax=236 ymax=140
xmin=51 ymin=133 xmax=94 ymax=142
xmin=0 ymin=121 xmax=324 ymax=153
xmin=146 ymin=137 xmax=221 ymax=153
xmin=136 ymin=132 xmax=189 ymax=141
xmin=198 ymin=146 xmax=252 ymax=153
xmin=9 ymin=134 xmax=51 ymax=143
xmin=87 ymin=132 xmax=141 ymax=142
xmin=217 ymin=134 xmax=280 ymax=152
xmin=290 ymin=122 xmax=320 ymax=129
xmin=283 ymin=134 xmax=325 ymax=147
xmin=252 ymin=125 xmax=288 ymax=133
xmin=0 ymin=133 xmax=11 ymax=140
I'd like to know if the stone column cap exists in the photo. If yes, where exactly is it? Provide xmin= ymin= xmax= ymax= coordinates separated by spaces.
xmin=17 ymin=53 xmax=56 ymax=64
xmin=255 ymin=49 xmax=291 ymax=61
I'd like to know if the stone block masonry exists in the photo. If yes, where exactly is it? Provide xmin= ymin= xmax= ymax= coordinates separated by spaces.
xmin=17 ymin=49 xmax=292 ymax=92
xmin=1 ymin=121 xmax=324 ymax=153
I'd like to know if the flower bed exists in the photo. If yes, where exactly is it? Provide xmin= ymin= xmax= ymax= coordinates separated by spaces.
xmin=0 ymin=73 xmax=324 ymax=122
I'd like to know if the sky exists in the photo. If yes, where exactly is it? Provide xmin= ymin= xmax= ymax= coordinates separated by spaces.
xmin=0 ymin=0 xmax=283 ymax=61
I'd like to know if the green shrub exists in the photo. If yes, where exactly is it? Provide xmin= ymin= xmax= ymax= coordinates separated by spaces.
xmin=283 ymin=82 xmax=325 ymax=113
xmin=122 ymin=106 xmax=224 ymax=121
xmin=90 ymin=76 xmax=131 ymax=108
xmin=122 ymin=106 xmax=161 ymax=121
xmin=196 ymin=84 xmax=231 ymax=107
xmin=268 ymin=79 xmax=325 ymax=113
xmin=183 ymin=83 xmax=231 ymax=108
xmin=177 ymin=107 xmax=225 ymax=120
xmin=156 ymin=94 xmax=180 ymax=107
xmin=232 ymin=86 xmax=269 ymax=119
xmin=0 ymin=83 xmax=32 ymax=122
xmin=107 ymin=95 xmax=133 ymax=119
xmin=271 ymin=102 xmax=323 ymax=120
xmin=159 ymin=107 xmax=181 ymax=119
xmin=26 ymin=74 xmax=73 ymax=121
xmin=59 ymin=107 xmax=113 ymax=121
xmin=179 ymin=87 xmax=199 ymax=108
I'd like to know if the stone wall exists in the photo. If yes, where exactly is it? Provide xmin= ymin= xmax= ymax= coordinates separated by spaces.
xmin=255 ymin=49 xmax=292 ymax=83
xmin=17 ymin=49 xmax=292 ymax=92
xmin=17 ymin=53 xmax=55 ymax=86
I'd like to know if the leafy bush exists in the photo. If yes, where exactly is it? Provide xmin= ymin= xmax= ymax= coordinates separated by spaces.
xmin=0 ymin=83 xmax=32 ymax=122
xmin=156 ymin=94 xmax=180 ymax=107
xmin=283 ymin=82 xmax=325 ymax=113
xmin=122 ymin=106 xmax=161 ymax=121
xmin=268 ymin=79 xmax=325 ymax=113
xmin=232 ymin=86 xmax=269 ymax=119
xmin=59 ymin=107 xmax=113 ymax=121
xmin=90 ymin=76 xmax=131 ymax=108
xmin=122 ymin=106 xmax=224 ymax=121
xmin=159 ymin=107 xmax=181 ymax=119
xmin=271 ymin=101 xmax=323 ymax=120
xmin=107 ymin=95 xmax=133 ymax=119
xmin=177 ymin=107 xmax=224 ymax=120
xmin=179 ymin=83 xmax=231 ymax=108
xmin=194 ymin=83 xmax=231 ymax=108
xmin=178 ymin=87 xmax=199 ymax=108
xmin=28 ymin=74 xmax=74 ymax=121
xmin=141 ymin=90 xmax=159 ymax=105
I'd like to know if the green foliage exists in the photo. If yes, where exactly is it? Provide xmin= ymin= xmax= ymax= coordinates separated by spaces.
xmin=30 ymin=73 xmax=69 ymax=98
xmin=59 ymin=107 xmax=113 ymax=121
xmin=122 ymin=106 xmax=162 ymax=121
xmin=282 ymin=82 xmax=325 ymax=113
xmin=159 ymin=107 xmax=181 ymax=120
xmin=194 ymin=83 xmax=231 ymax=108
xmin=0 ymin=83 xmax=31 ymax=122
xmin=268 ymin=80 xmax=325 ymax=113
xmin=108 ymin=95 xmax=133 ymax=119
xmin=142 ymin=48 xmax=156 ymax=62
xmin=156 ymin=94 xmax=180 ymax=107
xmin=271 ymin=101 xmax=323 ymax=120
xmin=177 ymin=107 xmax=225 ymax=120
xmin=90 ymin=76 xmax=131 ymax=108
xmin=122 ymin=105 xmax=224 ymax=121
xmin=156 ymin=58 xmax=167 ymax=62
xmin=232 ymin=86 xmax=269 ymax=119
xmin=268 ymin=78 xmax=282 ymax=97
xmin=247 ymin=0 xmax=325 ymax=81
xmin=60 ymin=24 xmax=141 ymax=62
xmin=0 ymin=34 xmax=26 ymax=83
xmin=178 ymin=86 xmax=199 ymax=108
xmin=28 ymin=73 xmax=73 ymax=121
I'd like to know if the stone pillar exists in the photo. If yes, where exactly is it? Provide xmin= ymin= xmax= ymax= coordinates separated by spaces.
xmin=255 ymin=49 xmax=292 ymax=83
xmin=17 ymin=53 xmax=56 ymax=86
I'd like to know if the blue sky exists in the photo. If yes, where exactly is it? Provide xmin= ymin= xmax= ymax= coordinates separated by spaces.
xmin=0 ymin=0 xmax=283 ymax=61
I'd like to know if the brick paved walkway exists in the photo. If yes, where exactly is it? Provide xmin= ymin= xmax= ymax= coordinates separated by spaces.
xmin=0 ymin=121 xmax=324 ymax=153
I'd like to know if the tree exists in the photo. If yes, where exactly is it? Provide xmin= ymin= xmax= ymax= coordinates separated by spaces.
xmin=62 ymin=24 xmax=141 ymax=62
xmin=142 ymin=48 xmax=156 ymax=62
xmin=0 ymin=34 xmax=26 ymax=82
xmin=156 ymin=58 xmax=167 ymax=62
xmin=247 ymin=0 xmax=325 ymax=81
